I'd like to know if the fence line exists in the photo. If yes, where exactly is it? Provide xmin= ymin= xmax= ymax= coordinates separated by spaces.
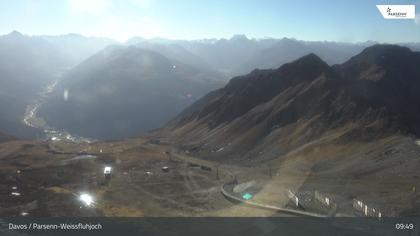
xmin=353 ymin=199 xmax=382 ymax=218
xmin=314 ymin=190 xmax=331 ymax=206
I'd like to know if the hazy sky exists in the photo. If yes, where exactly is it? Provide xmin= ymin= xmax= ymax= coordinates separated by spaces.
xmin=1 ymin=0 xmax=420 ymax=42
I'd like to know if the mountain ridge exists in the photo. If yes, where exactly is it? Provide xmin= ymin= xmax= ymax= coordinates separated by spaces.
xmin=159 ymin=44 xmax=420 ymax=162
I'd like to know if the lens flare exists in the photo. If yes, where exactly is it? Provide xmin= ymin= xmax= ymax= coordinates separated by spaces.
xmin=79 ymin=193 xmax=94 ymax=207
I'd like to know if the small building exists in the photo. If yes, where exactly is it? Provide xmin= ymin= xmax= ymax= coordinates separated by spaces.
xmin=104 ymin=166 xmax=112 ymax=180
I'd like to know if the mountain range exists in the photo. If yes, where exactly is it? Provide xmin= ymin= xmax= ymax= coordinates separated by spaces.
xmin=159 ymin=44 xmax=420 ymax=163
xmin=34 ymin=34 xmax=386 ymax=140
xmin=2 ymin=30 xmax=420 ymax=141
xmin=128 ymin=35 xmax=420 ymax=78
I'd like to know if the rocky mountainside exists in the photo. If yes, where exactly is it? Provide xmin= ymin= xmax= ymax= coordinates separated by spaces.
xmin=161 ymin=44 xmax=420 ymax=162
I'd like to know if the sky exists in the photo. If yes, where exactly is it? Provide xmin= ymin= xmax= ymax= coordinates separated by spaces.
xmin=0 ymin=0 xmax=420 ymax=42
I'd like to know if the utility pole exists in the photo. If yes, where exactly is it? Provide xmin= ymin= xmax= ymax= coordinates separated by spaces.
xmin=165 ymin=151 xmax=171 ymax=161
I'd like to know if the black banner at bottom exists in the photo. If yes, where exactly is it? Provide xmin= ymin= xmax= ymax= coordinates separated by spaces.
xmin=1 ymin=217 xmax=419 ymax=236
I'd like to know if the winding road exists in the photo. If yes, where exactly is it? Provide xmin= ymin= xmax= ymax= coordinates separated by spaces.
xmin=22 ymin=79 xmax=93 ymax=143
xmin=169 ymin=151 xmax=325 ymax=217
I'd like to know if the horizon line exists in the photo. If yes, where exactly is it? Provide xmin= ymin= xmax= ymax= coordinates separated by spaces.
xmin=2 ymin=30 xmax=420 ymax=45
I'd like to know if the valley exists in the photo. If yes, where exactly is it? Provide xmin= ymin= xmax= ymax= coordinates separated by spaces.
xmin=23 ymin=79 xmax=94 ymax=143
xmin=1 ymin=31 xmax=420 ymax=218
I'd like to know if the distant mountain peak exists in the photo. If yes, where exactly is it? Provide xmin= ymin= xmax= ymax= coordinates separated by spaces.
xmin=280 ymin=37 xmax=296 ymax=41
xmin=9 ymin=30 xmax=23 ymax=36
xmin=230 ymin=34 xmax=249 ymax=41
xmin=350 ymin=44 xmax=412 ymax=63
xmin=273 ymin=37 xmax=303 ymax=48
xmin=363 ymin=43 xmax=411 ymax=52
xmin=340 ymin=44 xmax=417 ymax=81
xmin=4 ymin=30 xmax=25 ymax=39
xmin=360 ymin=44 xmax=411 ymax=56
xmin=295 ymin=52 xmax=324 ymax=63
xmin=282 ymin=52 xmax=330 ymax=73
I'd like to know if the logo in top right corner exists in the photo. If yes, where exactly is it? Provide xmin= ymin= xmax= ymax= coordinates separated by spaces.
xmin=376 ymin=5 xmax=415 ymax=19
